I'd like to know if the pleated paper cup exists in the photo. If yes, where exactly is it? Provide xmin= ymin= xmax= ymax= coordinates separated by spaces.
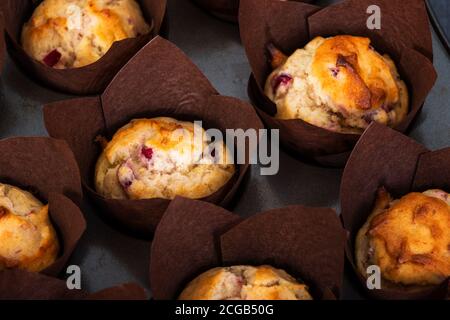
xmin=150 ymin=197 xmax=346 ymax=300
xmin=340 ymin=123 xmax=449 ymax=299
xmin=1 ymin=0 xmax=168 ymax=95
xmin=0 ymin=270 xmax=148 ymax=300
xmin=44 ymin=37 xmax=263 ymax=237
xmin=0 ymin=137 xmax=86 ymax=278
xmin=240 ymin=0 xmax=436 ymax=167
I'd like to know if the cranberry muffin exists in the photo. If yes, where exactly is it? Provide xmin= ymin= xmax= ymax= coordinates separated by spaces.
xmin=95 ymin=117 xmax=235 ymax=200
xmin=0 ymin=183 xmax=59 ymax=272
xmin=21 ymin=0 xmax=151 ymax=68
xmin=179 ymin=265 xmax=313 ymax=300
xmin=265 ymin=35 xmax=409 ymax=134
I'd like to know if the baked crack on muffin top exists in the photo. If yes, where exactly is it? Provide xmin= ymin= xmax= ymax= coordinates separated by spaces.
xmin=95 ymin=117 xmax=235 ymax=200
xmin=21 ymin=0 xmax=151 ymax=68
xmin=0 ymin=183 xmax=59 ymax=272
xmin=179 ymin=265 xmax=313 ymax=300
xmin=356 ymin=188 xmax=450 ymax=286
xmin=265 ymin=36 xmax=409 ymax=134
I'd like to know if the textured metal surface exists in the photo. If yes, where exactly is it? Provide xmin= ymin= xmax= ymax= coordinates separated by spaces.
xmin=0 ymin=0 xmax=448 ymax=299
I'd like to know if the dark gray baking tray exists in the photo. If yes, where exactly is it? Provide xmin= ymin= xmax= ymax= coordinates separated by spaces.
xmin=0 ymin=0 xmax=448 ymax=299
xmin=426 ymin=0 xmax=449 ymax=54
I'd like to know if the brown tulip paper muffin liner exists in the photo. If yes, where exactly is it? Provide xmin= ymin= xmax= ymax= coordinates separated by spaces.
xmin=1 ymin=0 xmax=167 ymax=95
xmin=0 ymin=270 xmax=148 ymax=300
xmin=192 ymin=0 xmax=314 ymax=23
xmin=0 ymin=137 xmax=86 ymax=280
xmin=340 ymin=122 xmax=450 ymax=299
xmin=44 ymin=36 xmax=263 ymax=238
xmin=150 ymin=197 xmax=347 ymax=300
xmin=240 ymin=0 xmax=436 ymax=167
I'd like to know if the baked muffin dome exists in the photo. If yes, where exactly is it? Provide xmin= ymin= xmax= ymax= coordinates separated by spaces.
xmin=265 ymin=36 xmax=409 ymax=134
xmin=95 ymin=117 xmax=235 ymax=200
xmin=179 ymin=265 xmax=313 ymax=300
xmin=0 ymin=183 xmax=59 ymax=272
xmin=356 ymin=188 xmax=450 ymax=286
xmin=21 ymin=0 xmax=151 ymax=69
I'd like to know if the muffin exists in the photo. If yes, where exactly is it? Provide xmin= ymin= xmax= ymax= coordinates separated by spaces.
xmin=95 ymin=117 xmax=235 ymax=200
xmin=21 ymin=0 xmax=151 ymax=69
xmin=179 ymin=265 xmax=313 ymax=300
xmin=0 ymin=183 xmax=59 ymax=272
xmin=356 ymin=187 xmax=450 ymax=287
xmin=265 ymin=35 xmax=409 ymax=134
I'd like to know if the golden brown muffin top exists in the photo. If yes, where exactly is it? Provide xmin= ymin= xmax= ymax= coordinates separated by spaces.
xmin=95 ymin=117 xmax=235 ymax=200
xmin=265 ymin=35 xmax=408 ymax=133
xmin=103 ymin=118 xmax=195 ymax=164
xmin=178 ymin=265 xmax=313 ymax=300
xmin=311 ymin=35 xmax=401 ymax=113
xmin=360 ymin=189 xmax=450 ymax=286
xmin=0 ymin=184 xmax=59 ymax=272
xmin=22 ymin=0 xmax=151 ymax=68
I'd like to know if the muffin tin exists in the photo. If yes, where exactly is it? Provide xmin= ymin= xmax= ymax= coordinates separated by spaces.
xmin=0 ymin=0 xmax=448 ymax=299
